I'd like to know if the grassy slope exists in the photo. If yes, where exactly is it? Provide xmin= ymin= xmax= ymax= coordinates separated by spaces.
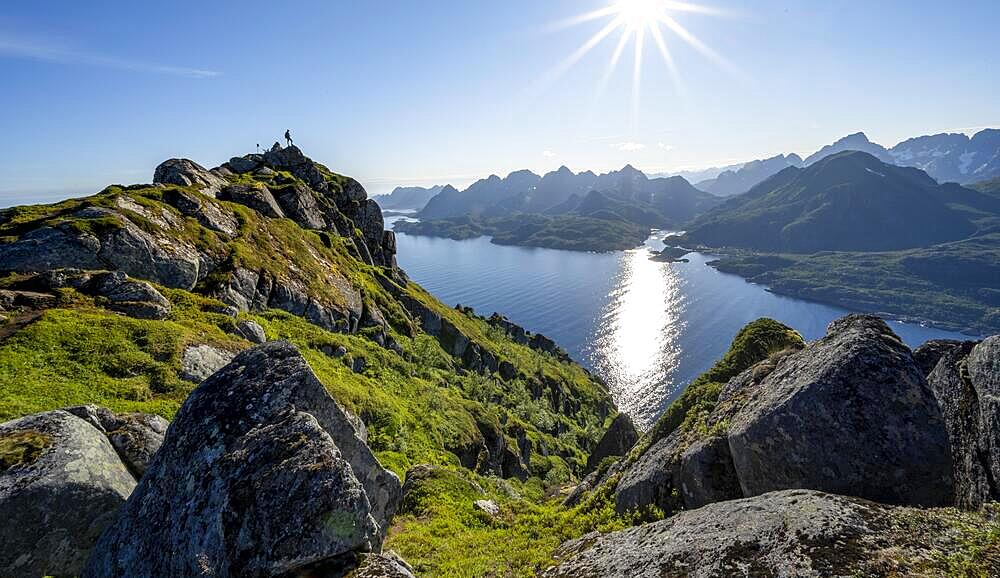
xmin=0 ymin=171 xmax=628 ymax=575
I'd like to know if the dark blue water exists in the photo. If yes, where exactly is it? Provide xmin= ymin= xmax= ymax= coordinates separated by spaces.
xmin=390 ymin=220 xmax=974 ymax=428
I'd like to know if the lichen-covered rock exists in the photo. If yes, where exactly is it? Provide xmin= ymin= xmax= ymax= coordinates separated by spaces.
xmin=153 ymin=158 xmax=228 ymax=197
xmin=161 ymin=188 xmax=239 ymax=237
xmin=614 ymin=430 xmax=682 ymax=514
xmin=89 ymin=270 xmax=171 ymax=320
xmin=543 ymin=489 xmax=999 ymax=578
xmin=64 ymin=404 xmax=168 ymax=479
xmin=272 ymin=182 xmax=328 ymax=230
xmin=0 ymin=410 xmax=136 ymax=578
xmin=347 ymin=553 xmax=416 ymax=578
xmin=586 ymin=413 xmax=638 ymax=472
xmin=234 ymin=319 xmax=267 ymax=344
xmin=83 ymin=341 xmax=402 ymax=578
xmin=220 ymin=183 xmax=286 ymax=218
xmin=179 ymin=343 xmax=236 ymax=382
xmin=913 ymin=339 xmax=967 ymax=376
xmin=929 ymin=336 xmax=1000 ymax=508
xmin=728 ymin=315 xmax=953 ymax=506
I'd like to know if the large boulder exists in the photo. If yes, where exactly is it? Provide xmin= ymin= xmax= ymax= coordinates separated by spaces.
xmin=83 ymin=341 xmax=401 ymax=577
xmin=161 ymin=188 xmax=240 ymax=237
xmin=220 ymin=183 xmax=287 ymax=218
xmin=271 ymin=182 xmax=328 ymax=230
xmin=727 ymin=315 xmax=953 ymax=506
xmin=65 ymin=404 xmax=169 ymax=479
xmin=0 ymin=410 xmax=136 ymax=577
xmin=179 ymin=343 xmax=236 ymax=383
xmin=586 ymin=413 xmax=638 ymax=471
xmin=543 ymin=489 xmax=997 ymax=578
xmin=153 ymin=158 xmax=228 ymax=197
xmin=928 ymin=336 xmax=1000 ymax=508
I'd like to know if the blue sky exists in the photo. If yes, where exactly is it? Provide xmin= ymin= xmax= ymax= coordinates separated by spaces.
xmin=1 ymin=0 xmax=997 ymax=203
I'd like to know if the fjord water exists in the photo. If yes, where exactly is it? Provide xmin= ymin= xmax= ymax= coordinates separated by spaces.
xmin=391 ymin=222 xmax=972 ymax=429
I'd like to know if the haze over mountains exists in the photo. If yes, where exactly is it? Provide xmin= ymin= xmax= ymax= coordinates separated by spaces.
xmin=680 ymin=150 xmax=1000 ymax=253
xmin=383 ymin=129 xmax=1000 ymax=216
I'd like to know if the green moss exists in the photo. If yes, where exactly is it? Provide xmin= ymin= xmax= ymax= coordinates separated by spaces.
xmin=640 ymin=318 xmax=804 ymax=454
xmin=0 ymin=429 xmax=53 ymax=472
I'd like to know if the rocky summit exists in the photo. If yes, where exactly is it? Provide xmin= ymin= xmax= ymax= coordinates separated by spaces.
xmin=2 ymin=146 xmax=1000 ymax=577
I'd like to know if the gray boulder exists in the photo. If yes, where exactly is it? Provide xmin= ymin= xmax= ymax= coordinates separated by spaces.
xmin=153 ymin=158 xmax=228 ymax=197
xmin=0 ymin=410 xmax=136 ymax=578
xmin=348 ymin=553 xmax=416 ymax=578
xmin=271 ymin=182 xmax=328 ymax=230
xmin=728 ymin=315 xmax=953 ymax=506
xmin=929 ymin=336 xmax=1000 ymax=508
xmin=913 ymin=339 xmax=967 ymax=376
xmin=161 ymin=188 xmax=239 ymax=237
xmin=227 ymin=155 xmax=261 ymax=174
xmin=64 ymin=404 xmax=168 ymax=479
xmin=179 ymin=343 xmax=236 ymax=382
xmin=83 ymin=341 xmax=402 ymax=577
xmin=586 ymin=413 xmax=638 ymax=472
xmin=234 ymin=319 xmax=267 ymax=344
xmin=220 ymin=183 xmax=286 ymax=219
xmin=89 ymin=271 xmax=171 ymax=320
xmin=544 ymin=489 xmax=987 ymax=578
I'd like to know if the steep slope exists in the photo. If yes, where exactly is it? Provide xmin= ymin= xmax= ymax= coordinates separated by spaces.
xmin=696 ymin=153 xmax=803 ymax=197
xmin=375 ymin=185 xmax=443 ymax=211
xmin=0 ymin=146 xmax=620 ymax=486
xmin=682 ymin=151 xmax=993 ymax=252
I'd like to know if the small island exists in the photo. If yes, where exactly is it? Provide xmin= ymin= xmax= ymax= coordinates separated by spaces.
xmin=393 ymin=213 xmax=651 ymax=252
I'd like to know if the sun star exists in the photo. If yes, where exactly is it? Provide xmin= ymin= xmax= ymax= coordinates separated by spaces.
xmin=546 ymin=0 xmax=731 ymax=131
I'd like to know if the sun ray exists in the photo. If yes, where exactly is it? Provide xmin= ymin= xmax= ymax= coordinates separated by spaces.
xmin=657 ymin=13 xmax=739 ymax=76
xmin=648 ymin=24 xmax=684 ymax=95
xmin=631 ymin=26 xmax=646 ymax=134
xmin=538 ymin=0 xmax=735 ymax=126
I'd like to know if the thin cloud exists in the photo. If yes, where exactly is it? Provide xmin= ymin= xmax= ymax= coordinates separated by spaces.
xmin=612 ymin=142 xmax=646 ymax=152
xmin=542 ymin=150 xmax=557 ymax=158
xmin=657 ymin=142 xmax=674 ymax=151
xmin=0 ymin=34 xmax=219 ymax=78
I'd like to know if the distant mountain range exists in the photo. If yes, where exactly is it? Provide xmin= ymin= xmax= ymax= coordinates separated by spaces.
xmin=661 ymin=129 xmax=1000 ymax=198
xmin=680 ymin=150 xmax=1000 ymax=253
xmin=695 ymin=154 xmax=803 ymax=197
xmin=373 ymin=184 xmax=444 ymax=210
xmin=419 ymin=164 xmax=720 ymax=227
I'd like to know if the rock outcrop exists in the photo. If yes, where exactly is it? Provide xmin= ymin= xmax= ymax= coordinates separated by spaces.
xmin=84 ymin=341 xmax=401 ymax=577
xmin=928 ymin=336 xmax=1000 ymax=508
xmin=585 ymin=413 xmax=638 ymax=471
xmin=153 ymin=158 xmax=229 ymax=197
xmin=179 ymin=343 xmax=236 ymax=382
xmin=544 ymin=489 xmax=995 ymax=578
xmin=65 ymin=404 xmax=168 ymax=478
xmin=614 ymin=315 xmax=955 ymax=515
xmin=0 ymin=410 xmax=136 ymax=578
xmin=728 ymin=315 xmax=953 ymax=506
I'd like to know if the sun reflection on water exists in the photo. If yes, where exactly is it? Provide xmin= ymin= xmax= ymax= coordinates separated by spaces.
xmin=587 ymin=245 xmax=684 ymax=428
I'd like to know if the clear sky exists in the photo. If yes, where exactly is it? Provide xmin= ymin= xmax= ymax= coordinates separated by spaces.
xmin=1 ymin=0 xmax=998 ymax=203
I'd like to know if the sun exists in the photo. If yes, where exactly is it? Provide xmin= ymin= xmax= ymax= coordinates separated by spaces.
xmin=543 ymin=0 xmax=733 ymax=131
xmin=616 ymin=0 xmax=666 ymax=31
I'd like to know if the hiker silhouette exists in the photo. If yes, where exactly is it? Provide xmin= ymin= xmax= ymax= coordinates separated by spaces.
xmin=284 ymin=130 xmax=293 ymax=147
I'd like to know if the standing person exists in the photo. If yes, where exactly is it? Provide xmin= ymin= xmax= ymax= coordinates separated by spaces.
xmin=284 ymin=129 xmax=293 ymax=147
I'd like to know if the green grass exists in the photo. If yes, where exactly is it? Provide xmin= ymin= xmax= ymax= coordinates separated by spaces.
xmin=634 ymin=318 xmax=804 ymax=457
xmin=386 ymin=465 xmax=643 ymax=577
